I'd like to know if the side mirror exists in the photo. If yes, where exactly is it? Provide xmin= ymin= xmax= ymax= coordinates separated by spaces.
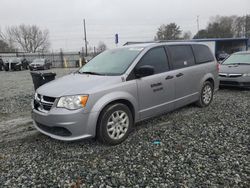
xmin=135 ymin=65 xmax=154 ymax=78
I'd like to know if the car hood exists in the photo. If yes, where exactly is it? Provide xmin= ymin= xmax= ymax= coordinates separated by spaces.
xmin=220 ymin=64 xmax=250 ymax=74
xmin=37 ymin=73 xmax=122 ymax=97
xmin=30 ymin=63 xmax=44 ymax=65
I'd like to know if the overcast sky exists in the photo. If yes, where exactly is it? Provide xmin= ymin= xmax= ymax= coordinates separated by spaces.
xmin=0 ymin=0 xmax=249 ymax=52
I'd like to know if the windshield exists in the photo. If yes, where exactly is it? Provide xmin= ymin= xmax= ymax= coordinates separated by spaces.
xmin=78 ymin=47 xmax=143 ymax=75
xmin=223 ymin=53 xmax=250 ymax=65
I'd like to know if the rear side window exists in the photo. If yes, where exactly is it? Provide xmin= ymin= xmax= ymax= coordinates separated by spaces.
xmin=192 ymin=44 xmax=214 ymax=64
xmin=168 ymin=45 xmax=195 ymax=69
xmin=137 ymin=47 xmax=169 ymax=74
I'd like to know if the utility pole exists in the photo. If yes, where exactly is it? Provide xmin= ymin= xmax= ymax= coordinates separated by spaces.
xmin=83 ymin=19 xmax=88 ymax=56
xmin=196 ymin=15 xmax=200 ymax=38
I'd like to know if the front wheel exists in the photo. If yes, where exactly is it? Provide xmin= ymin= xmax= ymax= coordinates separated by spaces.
xmin=196 ymin=81 xmax=214 ymax=107
xmin=97 ymin=103 xmax=133 ymax=145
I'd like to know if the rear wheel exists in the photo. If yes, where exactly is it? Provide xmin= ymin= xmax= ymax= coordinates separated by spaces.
xmin=196 ymin=81 xmax=214 ymax=107
xmin=97 ymin=103 xmax=133 ymax=145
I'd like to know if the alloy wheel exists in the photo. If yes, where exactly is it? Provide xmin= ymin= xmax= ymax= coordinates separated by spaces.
xmin=202 ymin=85 xmax=212 ymax=104
xmin=106 ymin=110 xmax=129 ymax=140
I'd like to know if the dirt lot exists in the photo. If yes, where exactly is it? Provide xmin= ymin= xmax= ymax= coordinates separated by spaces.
xmin=0 ymin=69 xmax=249 ymax=187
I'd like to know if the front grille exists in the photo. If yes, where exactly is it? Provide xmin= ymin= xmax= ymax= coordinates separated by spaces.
xmin=34 ymin=94 xmax=56 ymax=113
xmin=43 ymin=96 xmax=55 ymax=102
xmin=219 ymin=73 xmax=242 ymax=78
xmin=36 ymin=122 xmax=72 ymax=137
xmin=32 ymin=64 xmax=42 ymax=66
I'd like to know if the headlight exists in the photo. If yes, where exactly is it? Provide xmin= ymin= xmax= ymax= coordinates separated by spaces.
xmin=57 ymin=95 xmax=88 ymax=110
xmin=243 ymin=73 xmax=250 ymax=77
xmin=34 ymin=92 xmax=39 ymax=100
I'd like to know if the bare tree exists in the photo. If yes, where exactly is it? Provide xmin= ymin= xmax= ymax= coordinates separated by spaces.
xmin=3 ymin=24 xmax=50 ymax=53
xmin=0 ymin=40 xmax=14 ymax=52
xmin=0 ymin=28 xmax=15 ymax=52
xmin=233 ymin=16 xmax=246 ymax=37
xmin=246 ymin=15 xmax=250 ymax=38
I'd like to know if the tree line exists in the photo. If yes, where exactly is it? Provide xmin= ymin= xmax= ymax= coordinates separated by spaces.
xmin=1 ymin=15 xmax=249 ymax=53
xmin=155 ymin=15 xmax=250 ymax=40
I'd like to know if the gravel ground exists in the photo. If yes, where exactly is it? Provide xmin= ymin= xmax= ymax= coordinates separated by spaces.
xmin=0 ymin=68 xmax=77 ymax=121
xmin=0 ymin=69 xmax=249 ymax=187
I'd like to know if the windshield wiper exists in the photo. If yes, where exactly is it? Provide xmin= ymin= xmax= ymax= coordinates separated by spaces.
xmin=78 ymin=71 xmax=104 ymax=75
xmin=236 ymin=63 xmax=250 ymax=65
xmin=229 ymin=63 xmax=250 ymax=65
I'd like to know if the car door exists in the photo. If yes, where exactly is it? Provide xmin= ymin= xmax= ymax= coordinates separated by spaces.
xmin=167 ymin=45 xmax=202 ymax=108
xmin=135 ymin=47 xmax=175 ymax=120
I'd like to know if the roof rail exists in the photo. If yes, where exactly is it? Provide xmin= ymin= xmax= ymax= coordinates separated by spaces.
xmin=123 ymin=41 xmax=157 ymax=46
xmin=123 ymin=40 xmax=189 ymax=46
xmin=124 ymin=38 xmax=249 ymax=46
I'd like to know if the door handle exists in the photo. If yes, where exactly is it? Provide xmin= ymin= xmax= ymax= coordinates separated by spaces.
xmin=176 ymin=73 xmax=184 ymax=77
xmin=165 ymin=75 xmax=174 ymax=80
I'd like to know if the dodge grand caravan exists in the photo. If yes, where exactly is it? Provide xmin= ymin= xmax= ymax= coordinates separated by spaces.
xmin=32 ymin=42 xmax=219 ymax=145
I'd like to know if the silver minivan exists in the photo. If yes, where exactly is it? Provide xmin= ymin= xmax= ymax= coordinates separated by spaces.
xmin=32 ymin=42 xmax=219 ymax=145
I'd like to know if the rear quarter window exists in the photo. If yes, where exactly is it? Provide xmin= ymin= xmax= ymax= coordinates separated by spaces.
xmin=192 ymin=44 xmax=215 ymax=64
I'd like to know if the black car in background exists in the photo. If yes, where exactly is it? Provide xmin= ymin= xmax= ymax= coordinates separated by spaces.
xmin=29 ymin=58 xmax=52 ymax=71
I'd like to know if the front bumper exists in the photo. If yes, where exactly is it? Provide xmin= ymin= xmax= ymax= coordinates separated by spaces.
xmin=219 ymin=76 xmax=250 ymax=88
xmin=32 ymin=107 xmax=99 ymax=141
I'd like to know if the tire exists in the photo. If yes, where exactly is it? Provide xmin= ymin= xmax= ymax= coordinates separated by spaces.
xmin=196 ymin=81 xmax=214 ymax=107
xmin=97 ymin=103 xmax=133 ymax=145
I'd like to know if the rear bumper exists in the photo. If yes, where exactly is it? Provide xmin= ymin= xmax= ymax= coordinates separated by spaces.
xmin=32 ymin=107 xmax=99 ymax=141
xmin=219 ymin=77 xmax=250 ymax=88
